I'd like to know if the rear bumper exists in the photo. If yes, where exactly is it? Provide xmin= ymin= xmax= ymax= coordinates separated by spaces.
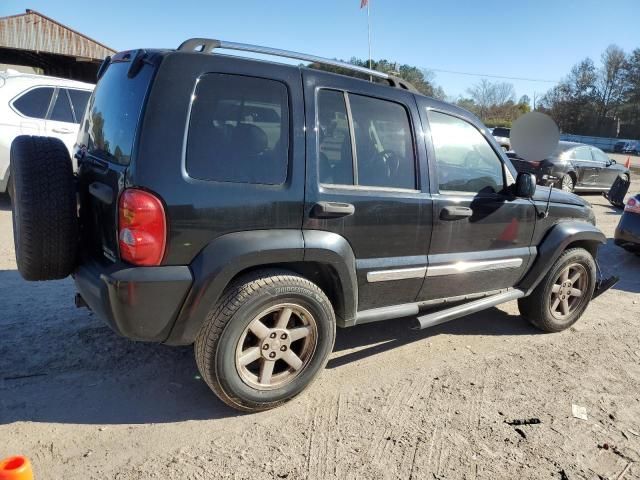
xmin=73 ymin=259 xmax=193 ymax=342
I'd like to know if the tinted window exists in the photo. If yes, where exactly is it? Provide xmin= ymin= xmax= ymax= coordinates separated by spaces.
xmin=49 ymin=89 xmax=75 ymax=123
xmin=187 ymin=74 xmax=289 ymax=185
xmin=571 ymin=147 xmax=592 ymax=161
xmin=83 ymin=61 xmax=154 ymax=165
xmin=492 ymin=127 xmax=510 ymax=138
xmin=13 ymin=87 xmax=54 ymax=119
xmin=68 ymin=89 xmax=91 ymax=123
xmin=348 ymin=94 xmax=415 ymax=189
xmin=428 ymin=111 xmax=504 ymax=194
xmin=591 ymin=148 xmax=609 ymax=163
xmin=318 ymin=90 xmax=353 ymax=185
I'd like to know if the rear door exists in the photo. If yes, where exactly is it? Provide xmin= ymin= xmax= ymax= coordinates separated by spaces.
xmin=417 ymin=102 xmax=536 ymax=301
xmin=590 ymin=147 xmax=618 ymax=188
xmin=302 ymin=70 xmax=432 ymax=311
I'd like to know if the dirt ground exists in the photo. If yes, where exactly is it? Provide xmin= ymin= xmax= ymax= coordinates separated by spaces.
xmin=1 ymin=183 xmax=639 ymax=480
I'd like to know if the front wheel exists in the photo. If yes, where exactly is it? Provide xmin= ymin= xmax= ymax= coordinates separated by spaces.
xmin=560 ymin=174 xmax=575 ymax=193
xmin=195 ymin=270 xmax=336 ymax=412
xmin=518 ymin=248 xmax=596 ymax=332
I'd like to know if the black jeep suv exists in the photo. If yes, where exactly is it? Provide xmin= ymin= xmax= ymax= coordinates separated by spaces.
xmin=9 ymin=39 xmax=614 ymax=412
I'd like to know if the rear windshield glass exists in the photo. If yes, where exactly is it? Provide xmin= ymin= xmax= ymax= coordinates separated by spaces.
xmin=81 ymin=61 xmax=154 ymax=165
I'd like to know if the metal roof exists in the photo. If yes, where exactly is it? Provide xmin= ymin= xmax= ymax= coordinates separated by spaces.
xmin=0 ymin=9 xmax=115 ymax=61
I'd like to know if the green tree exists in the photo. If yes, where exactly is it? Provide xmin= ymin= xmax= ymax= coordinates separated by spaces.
xmin=307 ymin=57 xmax=444 ymax=98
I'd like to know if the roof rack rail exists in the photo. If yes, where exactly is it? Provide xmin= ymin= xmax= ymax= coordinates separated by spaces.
xmin=177 ymin=38 xmax=419 ymax=93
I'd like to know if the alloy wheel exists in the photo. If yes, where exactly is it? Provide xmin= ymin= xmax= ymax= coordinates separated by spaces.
xmin=549 ymin=263 xmax=589 ymax=320
xmin=235 ymin=303 xmax=318 ymax=390
xmin=561 ymin=175 xmax=574 ymax=192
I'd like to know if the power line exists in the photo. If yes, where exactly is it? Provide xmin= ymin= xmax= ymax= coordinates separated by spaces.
xmin=423 ymin=67 xmax=559 ymax=84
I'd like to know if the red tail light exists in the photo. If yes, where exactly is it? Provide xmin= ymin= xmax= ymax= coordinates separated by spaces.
xmin=118 ymin=189 xmax=167 ymax=266
xmin=625 ymin=197 xmax=640 ymax=214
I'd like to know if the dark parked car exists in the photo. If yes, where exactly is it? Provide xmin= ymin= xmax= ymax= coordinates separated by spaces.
xmin=8 ymin=39 xmax=616 ymax=412
xmin=623 ymin=140 xmax=640 ymax=155
xmin=492 ymin=127 xmax=511 ymax=151
xmin=508 ymin=141 xmax=630 ymax=193
xmin=613 ymin=141 xmax=628 ymax=153
xmin=615 ymin=194 xmax=640 ymax=253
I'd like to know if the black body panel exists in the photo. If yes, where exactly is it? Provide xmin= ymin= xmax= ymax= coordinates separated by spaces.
xmin=132 ymin=52 xmax=306 ymax=266
xmin=74 ymin=260 xmax=193 ymax=341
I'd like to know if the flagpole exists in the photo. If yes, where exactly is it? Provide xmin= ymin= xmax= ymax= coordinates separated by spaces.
xmin=367 ymin=0 xmax=372 ymax=81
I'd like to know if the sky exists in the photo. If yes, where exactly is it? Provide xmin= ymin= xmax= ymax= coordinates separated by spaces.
xmin=2 ymin=1 xmax=639 ymax=104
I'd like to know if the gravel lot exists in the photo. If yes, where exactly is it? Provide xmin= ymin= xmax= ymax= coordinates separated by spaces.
xmin=1 ymin=183 xmax=639 ymax=480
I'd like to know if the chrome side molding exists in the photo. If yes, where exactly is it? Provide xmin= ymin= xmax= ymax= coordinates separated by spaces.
xmin=366 ymin=258 xmax=523 ymax=283
xmin=426 ymin=258 xmax=523 ymax=277
xmin=367 ymin=266 xmax=427 ymax=283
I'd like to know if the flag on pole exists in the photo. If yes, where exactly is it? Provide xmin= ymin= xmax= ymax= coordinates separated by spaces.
xmin=361 ymin=0 xmax=368 ymax=8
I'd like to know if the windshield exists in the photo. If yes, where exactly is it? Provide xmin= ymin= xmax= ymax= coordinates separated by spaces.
xmin=79 ymin=61 xmax=154 ymax=165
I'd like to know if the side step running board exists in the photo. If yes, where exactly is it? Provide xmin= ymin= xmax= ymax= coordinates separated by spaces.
xmin=414 ymin=289 xmax=525 ymax=330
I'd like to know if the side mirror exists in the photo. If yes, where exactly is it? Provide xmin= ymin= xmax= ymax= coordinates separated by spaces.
xmin=515 ymin=172 xmax=537 ymax=198
xmin=610 ymin=158 xmax=617 ymax=165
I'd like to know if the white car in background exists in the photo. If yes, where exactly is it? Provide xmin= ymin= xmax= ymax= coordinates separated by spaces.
xmin=0 ymin=70 xmax=94 ymax=195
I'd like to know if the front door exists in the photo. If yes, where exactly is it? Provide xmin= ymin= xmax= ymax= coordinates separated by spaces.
xmin=570 ymin=146 xmax=598 ymax=187
xmin=590 ymin=147 xmax=618 ymax=188
xmin=44 ymin=88 xmax=79 ymax=155
xmin=416 ymin=102 xmax=536 ymax=301
xmin=302 ymin=70 xmax=432 ymax=311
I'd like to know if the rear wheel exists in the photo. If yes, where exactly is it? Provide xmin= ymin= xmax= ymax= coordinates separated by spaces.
xmin=518 ymin=248 xmax=596 ymax=332
xmin=10 ymin=136 xmax=77 ymax=280
xmin=195 ymin=270 xmax=336 ymax=412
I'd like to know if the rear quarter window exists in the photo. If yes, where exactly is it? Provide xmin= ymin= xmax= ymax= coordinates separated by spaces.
xmin=12 ymin=87 xmax=54 ymax=119
xmin=81 ymin=61 xmax=154 ymax=165
xmin=186 ymin=73 xmax=289 ymax=185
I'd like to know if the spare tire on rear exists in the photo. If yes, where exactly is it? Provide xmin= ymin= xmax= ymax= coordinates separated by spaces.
xmin=10 ymin=136 xmax=77 ymax=281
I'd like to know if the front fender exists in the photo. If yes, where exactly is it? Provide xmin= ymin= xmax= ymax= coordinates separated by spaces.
xmin=519 ymin=221 xmax=606 ymax=294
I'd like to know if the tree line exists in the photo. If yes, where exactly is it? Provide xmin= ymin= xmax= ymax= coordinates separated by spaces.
xmin=311 ymin=46 xmax=640 ymax=138
xmin=537 ymin=45 xmax=640 ymax=138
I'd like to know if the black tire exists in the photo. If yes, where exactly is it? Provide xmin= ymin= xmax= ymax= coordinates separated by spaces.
xmin=195 ymin=270 xmax=336 ymax=412
xmin=10 ymin=136 xmax=77 ymax=281
xmin=518 ymin=248 xmax=596 ymax=332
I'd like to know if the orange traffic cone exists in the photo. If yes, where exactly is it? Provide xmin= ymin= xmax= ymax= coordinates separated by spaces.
xmin=625 ymin=156 xmax=631 ymax=169
xmin=0 ymin=456 xmax=33 ymax=480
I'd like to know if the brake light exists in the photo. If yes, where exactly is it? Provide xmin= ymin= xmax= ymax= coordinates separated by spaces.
xmin=624 ymin=197 xmax=640 ymax=214
xmin=118 ymin=189 xmax=167 ymax=266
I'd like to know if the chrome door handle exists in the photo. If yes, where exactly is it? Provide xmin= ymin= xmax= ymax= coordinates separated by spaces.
xmin=52 ymin=127 xmax=74 ymax=134
xmin=311 ymin=202 xmax=355 ymax=218
xmin=440 ymin=206 xmax=473 ymax=220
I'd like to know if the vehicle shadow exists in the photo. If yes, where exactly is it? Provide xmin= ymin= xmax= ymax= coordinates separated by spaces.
xmin=0 ymin=195 xmax=11 ymax=211
xmin=597 ymin=238 xmax=640 ymax=295
xmin=0 ymin=269 xmax=239 ymax=425
xmin=328 ymin=307 xmax=534 ymax=370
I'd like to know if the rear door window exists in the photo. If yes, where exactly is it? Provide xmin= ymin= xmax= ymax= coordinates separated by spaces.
xmin=317 ymin=90 xmax=354 ymax=185
xmin=187 ymin=74 xmax=289 ymax=185
xmin=49 ymin=89 xmax=75 ymax=123
xmin=571 ymin=147 xmax=593 ymax=161
xmin=317 ymin=90 xmax=416 ymax=189
xmin=13 ymin=87 xmax=54 ymax=119
xmin=428 ymin=110 xmax=505 ymax=194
